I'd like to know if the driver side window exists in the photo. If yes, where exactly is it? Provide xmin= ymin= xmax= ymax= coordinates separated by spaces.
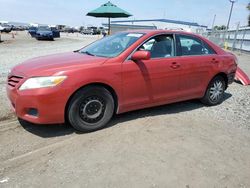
xmin=139 ymin=35 xmax=174 ymax=58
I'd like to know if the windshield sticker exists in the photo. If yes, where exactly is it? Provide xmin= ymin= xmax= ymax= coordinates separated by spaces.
xmin=126 ymin=33 xmax=143 ymax=38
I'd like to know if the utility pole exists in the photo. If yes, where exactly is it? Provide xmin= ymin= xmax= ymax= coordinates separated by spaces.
xmin=226 ymin=0 xmax=237 ymax=29
xmin=211 ymin=14 xmax=216 ymax=30
xmin=210 ymin=14 xmax=217 ymax=39
xmin=222 ymin=0 xmax=237 ymax=49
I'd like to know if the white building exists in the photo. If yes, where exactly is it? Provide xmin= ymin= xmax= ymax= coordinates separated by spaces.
xmin=104 ymin=19 xmax=207 ymax=34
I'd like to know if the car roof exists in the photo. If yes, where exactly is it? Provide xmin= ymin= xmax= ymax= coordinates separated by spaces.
xmin=121 ymin=29 xmax=200 ymax=36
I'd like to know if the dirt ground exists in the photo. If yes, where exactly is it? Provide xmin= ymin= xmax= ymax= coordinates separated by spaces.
xmin=0 ymin=31 xmax=250 ymax=188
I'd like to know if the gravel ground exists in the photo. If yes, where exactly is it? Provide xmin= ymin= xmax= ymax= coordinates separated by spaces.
xmin=0 ymin=31 xmax=250 ymax=187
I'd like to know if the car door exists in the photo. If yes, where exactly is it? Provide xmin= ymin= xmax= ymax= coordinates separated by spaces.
xmin=175 ymin=34 xmax=218 ymax=99
xmin=121 ymin=34 xmax=182 ymax=112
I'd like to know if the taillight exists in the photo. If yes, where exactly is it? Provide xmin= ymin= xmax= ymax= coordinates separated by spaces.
xmin=228 ymin=52 xmax=238 ymax=65
xmin=234 ymin=56 xmax=238 ymax=65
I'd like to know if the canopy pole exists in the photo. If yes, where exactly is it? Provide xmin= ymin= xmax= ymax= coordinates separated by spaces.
xmin=108 ymin=17 xmax=111 ymax=35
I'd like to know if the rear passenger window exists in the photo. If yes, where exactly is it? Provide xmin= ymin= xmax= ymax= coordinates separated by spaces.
xmin=178 ymin=35 xmax=215 ymax=56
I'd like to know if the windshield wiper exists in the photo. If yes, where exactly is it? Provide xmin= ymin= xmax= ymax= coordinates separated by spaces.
xmin=81 ymin=51 xmax=95 ymax=56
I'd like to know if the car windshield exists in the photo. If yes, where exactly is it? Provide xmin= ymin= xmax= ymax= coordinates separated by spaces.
xmin=38 ymin=26 xmax=51 ymax=31
xmin=79 ymin=32 xmax=144 ymax=58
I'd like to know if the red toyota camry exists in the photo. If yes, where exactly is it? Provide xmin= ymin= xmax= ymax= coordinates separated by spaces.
xmin=7 ymin=30 xmax=237 ymax=132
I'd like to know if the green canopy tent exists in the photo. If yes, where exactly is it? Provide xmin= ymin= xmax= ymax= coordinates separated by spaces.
xmin=86 ymin=1 xmax=132 ymax=35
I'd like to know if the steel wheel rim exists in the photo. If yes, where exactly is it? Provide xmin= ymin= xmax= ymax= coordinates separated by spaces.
xmin=209 ymin=81 xmax=223 ymax=102
xmin=79 ymin=96 xmax=106 ymax=124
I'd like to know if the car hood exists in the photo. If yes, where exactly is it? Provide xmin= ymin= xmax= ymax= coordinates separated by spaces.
xmin=11 ymin=52 xmax=108 ymax=77
xmin=36 ymin=31 xmax=52 ymax=35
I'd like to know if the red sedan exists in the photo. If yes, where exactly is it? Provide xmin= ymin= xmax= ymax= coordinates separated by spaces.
xmin=7 ymin=30 xmax=237 ymax=132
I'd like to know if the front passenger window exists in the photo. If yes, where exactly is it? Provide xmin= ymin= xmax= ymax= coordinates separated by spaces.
xmin=139 ymin=35 xmax=174 ymax=58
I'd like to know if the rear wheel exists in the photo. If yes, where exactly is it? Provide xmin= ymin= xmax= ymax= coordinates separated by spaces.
xmin=201 ymin=76 xmax=226 ymax=106
xmin=67 ymin=86 xmax=114 ymax=132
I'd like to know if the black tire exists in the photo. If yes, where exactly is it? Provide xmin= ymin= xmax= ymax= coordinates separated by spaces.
xmin=18 ymin=118 xmax=33 ymax=127
xmin=201 ymin=76 xmax=226 ymax=106
xmin=67 ymin=86 xmax=114 ymax=132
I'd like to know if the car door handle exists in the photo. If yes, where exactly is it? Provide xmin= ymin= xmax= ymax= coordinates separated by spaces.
xmin=170 ymin=62 xmax=180 ymax=69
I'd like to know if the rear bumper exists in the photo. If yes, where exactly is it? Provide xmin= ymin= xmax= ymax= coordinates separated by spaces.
xmin=6 ymin=85 xmax=71 ymax=124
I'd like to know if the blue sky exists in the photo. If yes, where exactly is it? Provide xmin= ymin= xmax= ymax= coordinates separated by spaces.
xmin=0 ymin=0 xmax=249 ymax=28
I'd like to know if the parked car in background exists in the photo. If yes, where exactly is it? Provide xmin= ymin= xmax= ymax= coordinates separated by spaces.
xmin=88 ymin=26 xmax=101 ymax=35
xmin=7 ymin=30 xmax=237 ymax=132
xmin=28 ymin=27 xmax=37 ymax=37
xmin=0 ymin=25 xmax=4 ymax=32
xmin=81 ymin=28 xmax=93 ymax=35
xmin=64 ymin=27 xmax=79 ymax=33
xmin=80 ymin=26 xmax=106 ymax=35
xmin=34 ymin=26 xmax=60 ymax=40
xmin=12 ymin=25 xmax=28 ymax=31
xmin=51 ymin=27 xmax=60 ymax=38
xmin=0 ymin=24 xmax=12 ymax=33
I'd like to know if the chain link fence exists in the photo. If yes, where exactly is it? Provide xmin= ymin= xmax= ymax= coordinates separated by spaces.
xmin=201 ymin=26 xmax=250 ymax=53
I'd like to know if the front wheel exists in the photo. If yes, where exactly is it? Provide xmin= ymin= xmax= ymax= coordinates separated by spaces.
xmin=67 ymin=86 xmax=114 ymax=132
xmin=201 ymin=76 xmax=226 ymax=106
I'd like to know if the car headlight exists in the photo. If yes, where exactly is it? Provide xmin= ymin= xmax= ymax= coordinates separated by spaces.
xmin=19 ymin=76 xmax=67 ymax=90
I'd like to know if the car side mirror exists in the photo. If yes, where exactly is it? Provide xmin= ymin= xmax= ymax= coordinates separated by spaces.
xmin=131 ymin=50 xmax=151 ymax=61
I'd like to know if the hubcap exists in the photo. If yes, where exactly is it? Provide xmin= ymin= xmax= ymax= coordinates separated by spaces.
xmin=79 ymin=96 xmax=105 ymax=123
xmin=209 ymin=81 xmax=224 ymax=102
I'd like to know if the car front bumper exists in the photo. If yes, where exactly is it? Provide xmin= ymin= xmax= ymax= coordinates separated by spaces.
xmin=6 ymin=84 xmax=71 ymax=124
xmin=35 ymin=34 xmax=53 ymax=39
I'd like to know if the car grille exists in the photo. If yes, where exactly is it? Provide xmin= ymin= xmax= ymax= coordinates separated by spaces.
xmin=8 ymin=75 xmax=23 ymax=88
